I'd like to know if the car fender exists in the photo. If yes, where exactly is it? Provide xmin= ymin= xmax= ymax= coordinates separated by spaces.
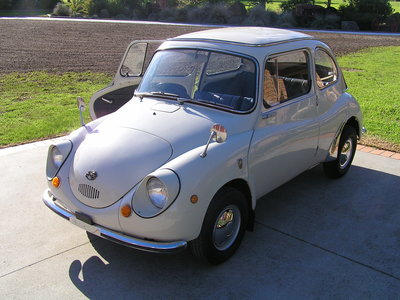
xmin=118 ymin=130 xmax=254 ymax=242
xmin=325 ymin=92 xmax=363 ymax=161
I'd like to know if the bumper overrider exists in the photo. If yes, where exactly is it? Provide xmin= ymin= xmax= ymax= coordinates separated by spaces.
xmin=42 ymin=190 xmax=187 ymax=253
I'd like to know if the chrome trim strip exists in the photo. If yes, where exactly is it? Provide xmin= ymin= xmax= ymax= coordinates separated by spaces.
xmin=42 ymin=190 xmax=187 ymax=253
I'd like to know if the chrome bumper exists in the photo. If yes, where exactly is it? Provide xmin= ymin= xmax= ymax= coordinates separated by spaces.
xmin=42 ymin=190 xmax=187 ymax=253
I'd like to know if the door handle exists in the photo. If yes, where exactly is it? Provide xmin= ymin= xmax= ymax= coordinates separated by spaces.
xmin=101 ymin=97 xmax=113 ymax=104
xmin=261 ymin=111 xmax=277 ymax=119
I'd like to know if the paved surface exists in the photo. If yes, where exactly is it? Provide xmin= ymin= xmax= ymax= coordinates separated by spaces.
xmin=0 ymin=141 xmax=399 ymax=299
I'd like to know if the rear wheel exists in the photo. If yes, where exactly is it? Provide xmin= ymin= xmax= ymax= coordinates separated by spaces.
xmin=323 ymin=125 xmax=357 ymax=178
xmin=190 ymin=187 xmax=249 ymax=264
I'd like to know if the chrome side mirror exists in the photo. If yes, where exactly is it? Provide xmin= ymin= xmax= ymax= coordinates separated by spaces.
xmin=200 ymin=124 xmax=227 ymax=158
xmin=211 ymin=124 xmax=227 ymax=143
xmin=77 ymin=96 xmax=86 ymax=126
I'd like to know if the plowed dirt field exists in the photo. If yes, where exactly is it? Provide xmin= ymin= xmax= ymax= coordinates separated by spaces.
xmin=1 ymin=19 xmax=400 ymax=74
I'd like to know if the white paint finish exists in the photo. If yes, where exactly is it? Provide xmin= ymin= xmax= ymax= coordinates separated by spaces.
xmin=249 ymin=94 xmax=319 ymax=199
xmin=42 ymin=27 xmax=363 ymax=247
xmin=69 ymin=126 xmax=172 ymax=208
xmin=172 ymin=27 xmax=313 ymax=45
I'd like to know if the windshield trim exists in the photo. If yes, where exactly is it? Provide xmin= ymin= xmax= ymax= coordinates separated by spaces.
xmin=137 ymin=47 xmax=259 ymax=115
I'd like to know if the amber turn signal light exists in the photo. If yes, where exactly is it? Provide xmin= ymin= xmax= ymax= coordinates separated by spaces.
xmin=190 ymin=195 xmax=199 ymax=204
xmin=121 ymin=205 xmax=132 ymax=217
xmin=52 ymin=177 xmax=61 ymax=188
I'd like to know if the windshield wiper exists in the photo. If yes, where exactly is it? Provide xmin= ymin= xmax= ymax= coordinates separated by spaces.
xmin=134 ymin=91 xmax=191 ymax=104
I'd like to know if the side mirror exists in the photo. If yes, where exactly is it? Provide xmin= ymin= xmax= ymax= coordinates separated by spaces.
xmin=200 ymin=124 xmax=228 ymax=158
xmin=211 ymin=124 xmax=227 ymax=143
xmin=77 ymin=96 xmax=86 ymax=126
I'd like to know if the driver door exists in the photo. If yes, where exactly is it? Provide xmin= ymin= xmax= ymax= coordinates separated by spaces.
xmin=89 ymin=40 xmax=164 ymax=119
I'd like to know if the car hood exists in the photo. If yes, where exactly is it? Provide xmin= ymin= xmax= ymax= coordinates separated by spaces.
xmin=69 ymin=126 xmax=173 ymax=208
xmin=69 ymin=98 xmax=233 ymax=208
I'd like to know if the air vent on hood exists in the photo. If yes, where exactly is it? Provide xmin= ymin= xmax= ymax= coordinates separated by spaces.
xmin=78 ymin=184 xmax=100 ymax=199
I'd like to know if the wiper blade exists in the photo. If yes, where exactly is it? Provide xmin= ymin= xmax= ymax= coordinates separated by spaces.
xmin=151 ymin=91 xmax=180 ymax=98
xmin=134 ymin=91 xmax=191 ymax=104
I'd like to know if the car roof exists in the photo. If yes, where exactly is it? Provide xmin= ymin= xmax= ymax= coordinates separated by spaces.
xmin=170 ymin=27 xmax=314 ymax=46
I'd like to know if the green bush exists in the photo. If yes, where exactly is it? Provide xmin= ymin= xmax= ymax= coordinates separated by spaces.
xmin=52 ymin=2 xmax=71 ymax=15
xmin=280 ymin=0 xmax=313 ymax=12
xmin=243 ymin=4 xmax=279 ymax=26
xmin=275 ymin=10 xmax=298 ymax=27
xmin=310 ymin=13 xmax=340 ymax=29
xmin=59 ymin=0 xmax=92 ymax=17
xmin=208 ymin=3 xmax=231 ymax=23
xmin=339 ymin=0 xmax=394 ymax=29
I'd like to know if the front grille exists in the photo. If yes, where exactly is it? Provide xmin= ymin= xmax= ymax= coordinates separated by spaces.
xmin=78 ymin=184 xmax=100 ymax=199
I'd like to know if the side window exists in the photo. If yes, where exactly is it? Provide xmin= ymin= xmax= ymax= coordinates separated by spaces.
xmin=315 ymin=49 xmax=338 ymax=89
xmin=120 ymin=41 xmax=163 ymax=77
xmin=264 ymin=50 xmax=310 ymax=107
xmin=120 ymin=42 xmax=147 ymax=77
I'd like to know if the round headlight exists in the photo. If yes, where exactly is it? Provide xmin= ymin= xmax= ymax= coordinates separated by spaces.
xmin=146 ymin=177 xmax=168 ymax=209
xmin=51 ymin=146 xmax=64 ymax=168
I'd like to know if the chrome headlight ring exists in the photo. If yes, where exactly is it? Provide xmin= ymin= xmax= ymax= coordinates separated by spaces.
xmin=132 ymin=169 xmax=180 ymax=218
xmin=46 ymin=140 xmax=73 ymax=179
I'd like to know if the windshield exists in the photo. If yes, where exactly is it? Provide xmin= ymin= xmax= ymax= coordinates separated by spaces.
xmin=136 ymin=49 xmax=257 ymax=112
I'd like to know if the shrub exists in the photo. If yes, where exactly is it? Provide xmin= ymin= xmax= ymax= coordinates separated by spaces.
xmin=53 ymin=2 xmax=71 ymax=16
xmin=243 ymin=4 xmax=278 ymax=26
xmin=159 ymin=6 xmax=179 ymax=21
xmin=339 ymin=0 xmax=393 ymax=30
xmin=310 ymin=13 xmax=340 ymax=29
xmin=105 ymin=0 xmax=127 ymax=16
xmin=280 ymin=0 xmax=312 ymax=12
xmin=59 ymin=0 xmax=92 ymax=17
xmin=187 ymin=5 xmax=209 ymax=23
xmin=208 ymin=3 xmax=231 ymax=24
xmin=276 ymin=11 xmax=298 ymax=27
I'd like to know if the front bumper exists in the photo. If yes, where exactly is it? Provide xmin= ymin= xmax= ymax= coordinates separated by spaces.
xmin=42 ymin=190 xmax=187 ymax=253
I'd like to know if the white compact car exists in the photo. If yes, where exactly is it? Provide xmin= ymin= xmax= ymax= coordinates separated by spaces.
xmin=43 ymin=27 xmax=364 ymax=264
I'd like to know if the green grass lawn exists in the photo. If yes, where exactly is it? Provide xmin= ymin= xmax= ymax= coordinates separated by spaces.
xmin=338 ymin=46 xmax=400 ymax=150
xmin=0 ymin=71 xmax=111 ymax=147
xmin=0 ymin=47 xmax=399 ymax=150
xmin=0 ymin=9 xmax=52 ymax=16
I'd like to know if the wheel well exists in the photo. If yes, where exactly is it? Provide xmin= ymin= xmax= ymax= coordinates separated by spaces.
xmin=346 ymin=117 xmax=360 ymax=138
xmin=224 ymin=179 xmax=255 ymax=231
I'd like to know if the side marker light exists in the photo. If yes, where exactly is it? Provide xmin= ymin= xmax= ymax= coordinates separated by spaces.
xmin=190 ymin=195 xmax=199 ymax=204
xmin=52 ymin=177 xmax=61 ymax=188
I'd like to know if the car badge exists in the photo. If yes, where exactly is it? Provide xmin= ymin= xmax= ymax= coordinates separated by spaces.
xmin=85 ymin=170 xmax=97 ymax=181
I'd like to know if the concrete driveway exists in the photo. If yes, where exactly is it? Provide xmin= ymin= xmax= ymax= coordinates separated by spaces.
xmin=0 ymin=141 xmax=399 ymax=299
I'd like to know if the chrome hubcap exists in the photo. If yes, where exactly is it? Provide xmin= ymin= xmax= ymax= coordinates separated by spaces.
xmin=213 ymin=205 xmax=241 ymax=251
xmin=339 ymin=138 xmax=353 ymax=169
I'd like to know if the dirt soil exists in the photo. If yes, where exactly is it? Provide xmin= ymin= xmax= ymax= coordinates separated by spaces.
xmin=1 ymin=19 xmax=400 ymax=74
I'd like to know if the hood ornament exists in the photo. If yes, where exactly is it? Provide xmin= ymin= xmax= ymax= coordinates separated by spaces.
xmin=85 ymin=170 xmax=97 ymax=181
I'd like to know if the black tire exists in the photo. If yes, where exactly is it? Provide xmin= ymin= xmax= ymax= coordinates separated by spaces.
xmin=323 ymin=125 xmax=357 ymax=178
xmin=189 ymin=187 xmax=249 ymax=265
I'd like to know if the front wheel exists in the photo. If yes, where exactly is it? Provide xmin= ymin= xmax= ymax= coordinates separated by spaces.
xmin=190 ymin=187 xmax=249 ymax=264
xmin=323 ymin=125 xmax=357 ymax=178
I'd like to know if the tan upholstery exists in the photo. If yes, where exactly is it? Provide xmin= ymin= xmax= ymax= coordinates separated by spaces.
xmin=316 ymin=72 xmax=324 ymax=89
xmin=263 ymin=70 xmax=287 ymax=106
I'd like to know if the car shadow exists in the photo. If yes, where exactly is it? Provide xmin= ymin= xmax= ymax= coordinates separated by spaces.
xmin=69 ymin=165 xmax=400 ymax=299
